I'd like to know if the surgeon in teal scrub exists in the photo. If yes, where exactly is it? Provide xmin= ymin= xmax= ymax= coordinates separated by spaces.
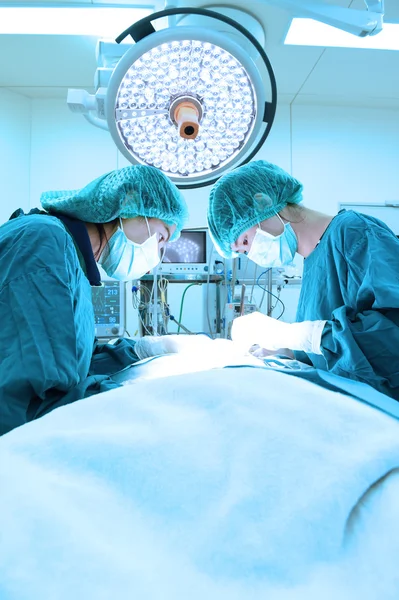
xmin=0 ymin=165 xmax=188 ymax=435
xmin=207 ymin=160 xmax=399 ymax=400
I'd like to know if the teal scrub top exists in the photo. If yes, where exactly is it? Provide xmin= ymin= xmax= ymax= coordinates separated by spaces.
xmin=295 ymin=210 xmax=399 ymax=400
xmin=0 ymin=213 xmax=139 ymax=436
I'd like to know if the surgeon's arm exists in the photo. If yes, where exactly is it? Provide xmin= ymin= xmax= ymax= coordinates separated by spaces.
xmin=133 ymin=334 xmax=215 ymax=359
xmin=320 ymin=227 xmax=399 ymax=398
xmin=89 ymin=338 xmax=141 ymax=375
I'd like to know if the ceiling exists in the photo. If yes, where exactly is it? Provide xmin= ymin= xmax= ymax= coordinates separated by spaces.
xmin=1 ymin=0 xmax=399 ymax=108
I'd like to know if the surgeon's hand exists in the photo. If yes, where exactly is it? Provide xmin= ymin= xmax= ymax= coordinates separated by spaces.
xmin=231 ymin=312 xmax=290 ymax=352
xmin=231 ymin=312 xmax=327 ymax=355
xmin=249 ymin=345 xmax=294 ymax=359
xmin=134 ymin=334 xmax=215 ymax=360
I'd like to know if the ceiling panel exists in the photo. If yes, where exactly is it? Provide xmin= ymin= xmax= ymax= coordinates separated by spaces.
xmin=297 ymin=47 xmax=399 ymax=100
xmin=0 ymin=0 xmax=398 ymax=108
xmin=245 ymin=2 xmax=327 ymax=96
xmin=256 ymin=0 xmax=399 ymax=105
xmin=0 ymin=35 xmax=98 ymax=88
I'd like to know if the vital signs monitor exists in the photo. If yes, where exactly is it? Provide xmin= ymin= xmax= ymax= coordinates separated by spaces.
xmin=91 ymin=280 xmax=125 ymax=338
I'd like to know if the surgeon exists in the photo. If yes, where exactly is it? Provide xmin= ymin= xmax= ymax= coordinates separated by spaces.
xmin=207 ymin=160 xmax=399 ymax=400
xmin=0 ymin=165 xmax=188 ymax=435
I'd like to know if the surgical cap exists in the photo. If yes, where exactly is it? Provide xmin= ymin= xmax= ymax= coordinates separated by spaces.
xmin=41 ymin=165 xmax=188 ymax=241
xmin=207 ymin=160 xmax=303 ymax=258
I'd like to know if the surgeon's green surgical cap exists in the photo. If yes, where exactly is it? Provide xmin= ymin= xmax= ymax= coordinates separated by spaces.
xmin=207 ymin=160 xmax=303 ymax=258
xmin=41 ymin=165 xmax=188 ymax=241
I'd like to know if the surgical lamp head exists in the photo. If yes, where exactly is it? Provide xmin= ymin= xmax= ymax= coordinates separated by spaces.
xmin=67 ymin=6 xmax=277 ymax=189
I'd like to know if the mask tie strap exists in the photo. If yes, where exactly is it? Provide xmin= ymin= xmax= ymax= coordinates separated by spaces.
xmin=276 ymin=213 xmax=285 ymax=228
xmin=144 ymin=216 xmax=151 ymax=238
xmin=144 ymin=216 xmax=162 ymax=260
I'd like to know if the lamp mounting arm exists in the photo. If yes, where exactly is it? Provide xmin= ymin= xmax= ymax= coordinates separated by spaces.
xmin=264 ymin=0 xmax=384 ymax=37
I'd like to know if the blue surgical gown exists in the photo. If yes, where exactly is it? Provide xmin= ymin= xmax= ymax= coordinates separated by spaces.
xmin=0 ymin=213 xmax=138 ymax=436
xmin=295 ymin=210 xmax=399 ymax=400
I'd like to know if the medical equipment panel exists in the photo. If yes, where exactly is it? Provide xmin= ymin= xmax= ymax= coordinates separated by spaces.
xmin=91 ymin=280 xmax=125 ymax=338
xmin=137 ymin=274 xmax=222 ymax=337
xmin=158 ymin=229 xmax=211 ymax=275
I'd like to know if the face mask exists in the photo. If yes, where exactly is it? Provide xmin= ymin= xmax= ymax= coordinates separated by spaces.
xmin=247 ymin=214 xmax=298 ymax=268
xmin=98 ymin=218 xmax=160 ymax=281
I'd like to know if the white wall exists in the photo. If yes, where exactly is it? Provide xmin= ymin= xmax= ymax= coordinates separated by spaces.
xmin=29 ymin=99 xmax=118 ymax=208
xmin=290 ymin=104 xmax=399 ymax=212
xmin=2 ymin=96 xmax=398 ymax=334
xmin=0 ymin=89 xmax=31 ymax=224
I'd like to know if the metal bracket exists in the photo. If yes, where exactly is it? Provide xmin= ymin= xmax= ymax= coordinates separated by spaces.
xmin=365 ymin=0 xmax=384 ymax=14
xmin=265 ymin=0 xmax=384 ymax=37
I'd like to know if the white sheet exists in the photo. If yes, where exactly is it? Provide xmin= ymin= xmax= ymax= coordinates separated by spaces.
xmin=0 ymin=365 xmax=399 ymax=600
xmin=112 ymin=344 xmax=263 ymax=383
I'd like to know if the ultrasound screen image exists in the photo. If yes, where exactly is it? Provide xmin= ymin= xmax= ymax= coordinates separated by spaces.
xmin=163 ymin=230 xmax=206 ymax=264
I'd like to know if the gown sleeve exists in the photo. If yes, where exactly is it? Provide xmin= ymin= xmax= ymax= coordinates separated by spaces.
xmin=89 ymin=338 xmax=141 ymax=375
xmin=320 ymin=225 xmax=399 ymax=399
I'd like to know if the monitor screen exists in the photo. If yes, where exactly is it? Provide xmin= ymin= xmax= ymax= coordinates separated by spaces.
xmin=91 ymin=281 xmax=124 ymax=338
xmin=163 ymin=230 xmax=207 ymax=264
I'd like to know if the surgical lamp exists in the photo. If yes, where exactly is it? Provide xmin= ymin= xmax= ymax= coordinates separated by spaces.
xmin=68 ymin=6 xmax=277 ymax=189
xmin=68 ymin=1 xmax=385 ymax=188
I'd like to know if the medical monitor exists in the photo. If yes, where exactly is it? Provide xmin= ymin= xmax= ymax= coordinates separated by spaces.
xmin=91 ymin=280 xmax=125 ymax=338
xmin=158 ymin=228 xmax=211 ymax=275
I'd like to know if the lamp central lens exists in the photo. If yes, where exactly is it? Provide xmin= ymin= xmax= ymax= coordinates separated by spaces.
xmin=114 ymin=39 xmax=257 ymax=178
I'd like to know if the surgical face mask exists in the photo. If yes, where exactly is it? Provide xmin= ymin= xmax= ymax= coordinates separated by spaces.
xmin=98 ymin=218 xmax=160 ymax=281
xmin=247 ymin=214 xmax=298 ymax=268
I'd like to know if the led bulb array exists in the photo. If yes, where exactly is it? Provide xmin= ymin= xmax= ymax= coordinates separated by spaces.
xmin=115 ymin=39 xmax=256 ymax=178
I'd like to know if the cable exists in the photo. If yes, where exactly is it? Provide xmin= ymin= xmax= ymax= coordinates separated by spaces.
xmin=152 ymin=268 xmax=158 ymax=335
xmin=256 ymin=269 xmax=270 ymax=311
xmin=158 ymin=275 xmax=170 ymax=333
xmin=205 ymin=245 xmax=215 ymax=338
xmin=132 ymin=284 xmax=151 ymax=310
xmin=123 ymin=282 xmax=128 ymax=339
xmin=177 ymin=282 xmax=201 ymax=334
xmin=231 ymin=257 xmax=237 ymax=305
xmin=221 ymin=257 xmax=232 ymax=315
xmin=224 ymin=261 xmax=229 ymax=306
xmin=158 ymin=276 xmax=169 ymax=296
xmin=275 ymin=285 xmax=286 ymax=321
xmin=169 ymin=314 xmax=193 ymax=334
xmin=256 ymin=270 xmax=285 ymax=319
xmin=138 ymin=308 xmax=153 ymax=336
xmin=242 ymin=255 xmax=249 ymax=281
xmin=258 ymin=268 xmax=269 ymax=311
xmin=132 ymin=283 xmax=153 ymax=336
xmin=249 ymin=263 xmax=258 ymax=304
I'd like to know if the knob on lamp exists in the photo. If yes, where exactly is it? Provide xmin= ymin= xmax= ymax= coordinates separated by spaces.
xmin=174 ymin=101 xmax=200 ymax=139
